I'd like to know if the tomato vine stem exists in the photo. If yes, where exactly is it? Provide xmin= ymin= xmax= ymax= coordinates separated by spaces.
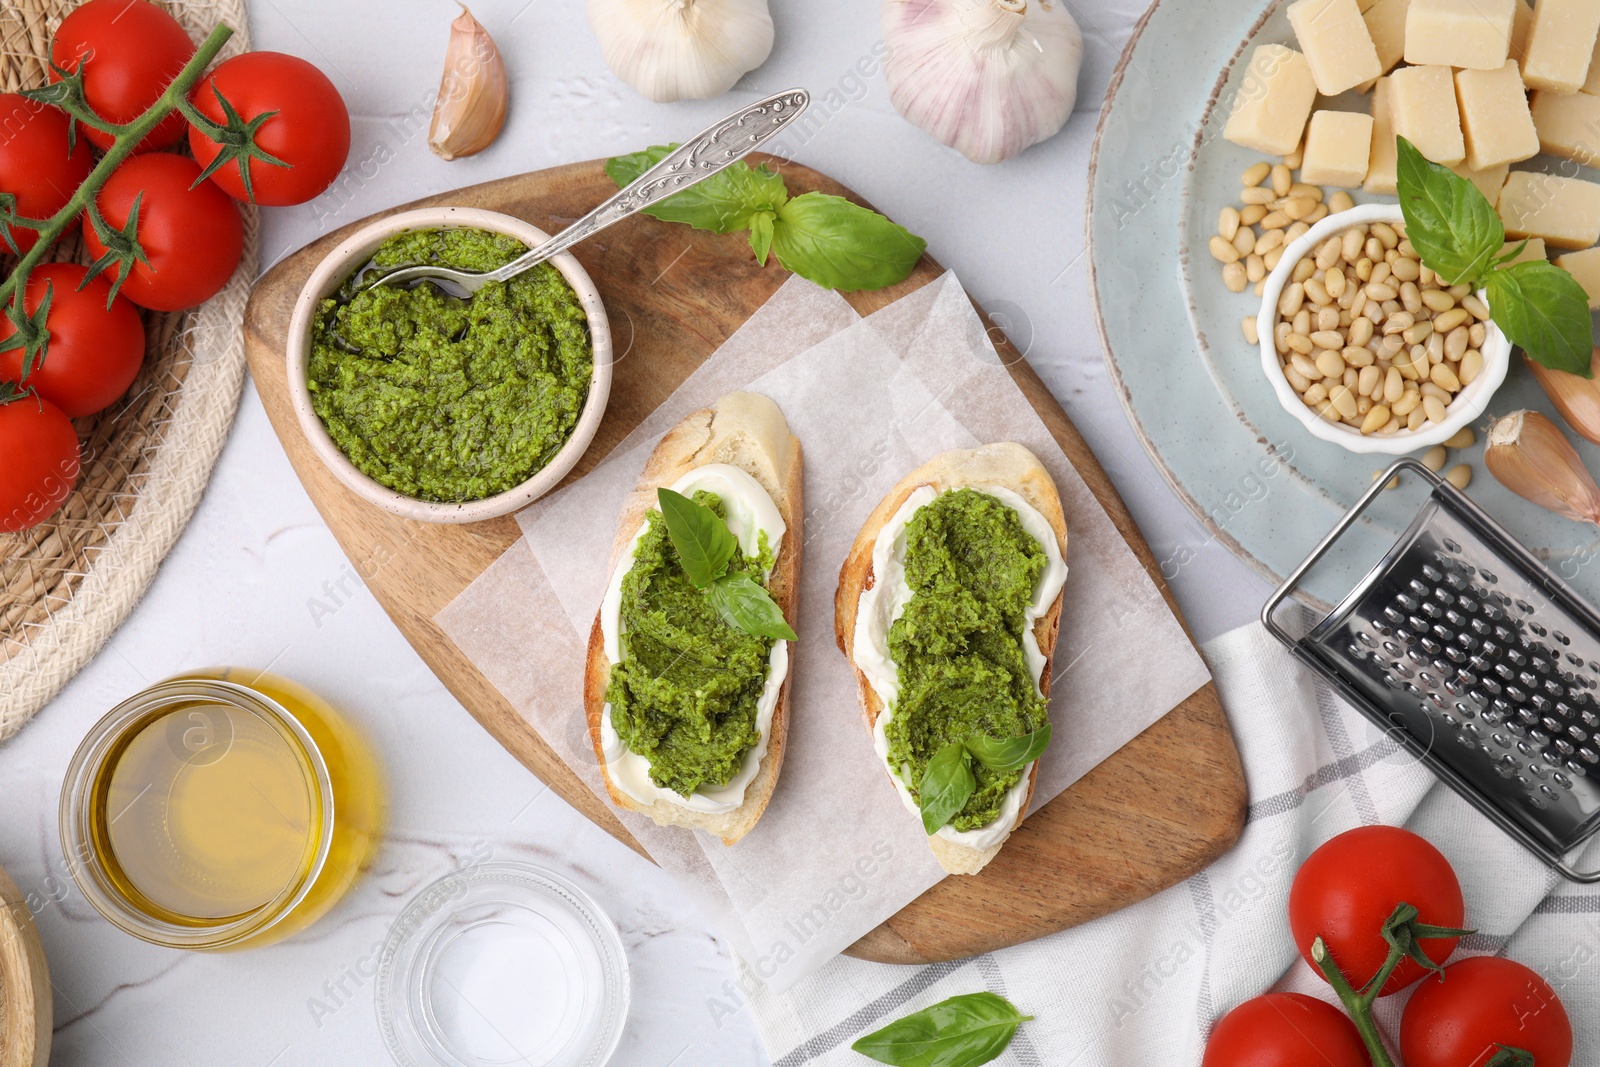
xmin=0 ymin=24 xmax=234 ymax=373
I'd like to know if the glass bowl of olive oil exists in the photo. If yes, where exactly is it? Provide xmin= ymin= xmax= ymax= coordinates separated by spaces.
xmin=60 ymin=668 xmax=383 ymax=950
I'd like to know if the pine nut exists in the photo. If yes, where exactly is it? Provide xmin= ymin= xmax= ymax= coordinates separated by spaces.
xmin=1316 ymin=238 xmax=1342 ymax=270
xmin=1422 ymin=445 xmax=1448 ymax=471
xmin=1219 ymin=206 xmax=1241 ymax=242
xmin=1243 ymin=316 xmax=1260 ymax=346
xmin=1283 ymin=146 xmax=1304 ymax=168
xmin=1356 ymin=258 xmax=1374 ymax=282
xmin=1444 ymin=325 xmax=1469 ymax=361
xmin=1305 ymin=278 xmax=1332 ymax=305
xmin=1367 ymin=236 xmax=1385 ymax=261
xmin=1282 ymin=196 xmax=1317 ymax=220
xmin=1423 ymin=395 xmax=1448 ymax=423
xmin=1271 ymin=163 xmax=1292 ymax=195
xmin=1449 ymin=283 xmax=1471 ymax=298
xmin=1234 ymin=227 xmax=1256 ymax=255
xmin=1305 ymin=382 xmax=1329 ymax=404
xmin=1394 ymin=389 xmax=1421 ymax=416
xmin=1370 ymin=261 xmax=1393 ymax=287
xmin=1344 ymin=345 xmax=1375 ymax=367
xmin=1462 ymin=294 xmax=1491 ymax=321
xmin=1286 ymin=221 xmax=1311 ymax=242
xmin=1293 ymin=257 xmax=1316 ymax=283
xmin=1329 ymin=384 xmax=1358 ymax=419
xmin=1243 ymin=162 xmax=1271 ymax=187
xmin=1294 ymin=309 xmax=1312 ymax=335
xmin=1358 ymin=365 xmax=1381 ymax=397
xmin=1210 ymin=235 xmax=1241 ymax=263
xmin=1372 ymin=222 xmax=1399 ymax=249
xmin=1264 ymin=247 xmax=1284 ymax=270
xmin=1255 ymin=229 xmax=1285 ymax=254
xmin=1319 ymin=399 xmax=1343 ymax=422
xmin=1421 ymin=289 xmax=1456 ymax=312
xmin=1241 ymin=204 xmax=1268 ymax=225
xmin=1400 ymin=281 xmax=1423 ymax=314
xmin=1366 ymin=282 xmax=1398 ymax=301
xmin=1285 ymin=363 xmax=1310 ymax=390
xmin=1312 ymin=330 xmax=1346 ymax=350
xmin=1348 ymin=317 xmax=1374 ymax=347
xmin=1427 ymin=331 xmax=1445 ymax=363
xmin=1419 ymin=266 xmax=1436 ymax=286
xmin=1291 ymin=352 xmax=1322 ymax=379
xmin=1468 ymin=323 xmax=1486 ymax=348
xmin=1460 ymin=349 xmax=1483 ymax=384
xmin=1403 ymin=321 xmax=1434 ymax=345
xmin=1408 ymin=407 xmax=1427 ymax=431
xmin=1421 ymin=381 xmax=1452 ymax=402
xmin=1289 ymin=182 xmax=1323 ymax=201
xmin=1279 ymin=282 xmax=1305 ymax=316
xmin=1432 ymin=308 xmax=1471 ymax=332
xmin=1315 ymin=350 xmax=1346 ymax=378
xmin=1361 ymin=404 xmax=1390 ymax=434
xmin=1325 ymin=268 xmax=1346 ymax=299
xmin=1444 ymin=427 xmax=1475 ymax=449
xmin=1445 ymin=464 xmax=1472 ymax=490
xmin=1342 ymin=228 xmax=1365 ymax=263
xmin=1246 ymin=254 xmax=1267 ymax=283
xmin=1383 ymin=311 xmax=1415 ymax=335
xmin=1356 ymin=395 xmax=1372 ymax=416
xmin=1275 ymin=321 xmax=1292 ymax=350
xmin=1384 ymin=367 xmax=1404 ymax=403
xmin=1390 ymin=257 xmax=1420 ymax=282
xmin=1329 ymin=190 xmax=1355 ymax=213
xmin=1260 ymin=210 xmax=1291 ymax=230
xmin=1287 ymin=333 xmax=1315 ymax=355
xmin=1431 ymin=363 xmax=1461 ymax=391
xmin=1241 ymin=186 xmax=1276 ymax=204
xmin=1224 ymin=262 xmax=1247 ymax=291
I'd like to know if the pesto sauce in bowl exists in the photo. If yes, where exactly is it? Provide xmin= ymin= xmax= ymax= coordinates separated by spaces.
xmin=306 ymin=227 xmax=594 ymax=503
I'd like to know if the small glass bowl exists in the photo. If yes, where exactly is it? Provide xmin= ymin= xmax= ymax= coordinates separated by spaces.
xmin=59 ymin=669 xmax=383 ymax=950
xmin=376 ymin=862 xmax=630 ymax=1067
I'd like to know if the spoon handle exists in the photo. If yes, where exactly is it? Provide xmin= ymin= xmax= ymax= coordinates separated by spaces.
xmin=489 ymin=88 xmax=811 ymax=280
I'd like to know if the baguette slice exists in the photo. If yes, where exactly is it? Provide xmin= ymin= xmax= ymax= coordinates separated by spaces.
xmin=585 ymin=392 xmax=802 ymax=845
xmin=834 ymin=442 xmax=1068 ymax=875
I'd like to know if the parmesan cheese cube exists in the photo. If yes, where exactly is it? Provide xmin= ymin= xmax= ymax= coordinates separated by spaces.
xmin=1499 ymin=171 xmax=1600 ymax=247
xmin=1503 ymin=236 xmax=1549 ymax=263
xmin=1300 ymin=110 xmax=1375 ymax=186
xmin=1555 ymin=246 xmax=1600 ymax=305
xmin=1288 ymin=0 xmax=1383 ymax=95
xmin=1389 ymin=65 xmax=1467 ymax=164
xmin=1512 ymin=0 xmax=1536 ymax=59
xmin=1224 ymin=45 xmax=1319 ymax=155
xmin=1366 ymin=77 xmax=1400 ymax=193
xmin=1452 ymin=162 xmax=1512 ymax=204
xmin=1364 ymin=0 xmax=1411 ymax=76
xmin=1456 ymin=63 xmax=1542 ymax=169
xmin=1583 ymin=25 xmax=1600 ymax=90
xmin=1525 ymin=0 xmax=1600 ymax=94
xmin=1532 ymin=88 xmax=1600 ymax=161
xmin=1406 ymin=0 xmax=1517 ymax=70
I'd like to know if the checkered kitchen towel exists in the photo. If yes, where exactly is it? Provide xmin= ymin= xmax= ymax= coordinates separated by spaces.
xmin=741 ymin=621 xmax=1600 ymax=1065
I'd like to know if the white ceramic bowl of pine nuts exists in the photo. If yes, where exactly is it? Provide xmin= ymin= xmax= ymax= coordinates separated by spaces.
xmin=1255 ymin=203 xmax=1511 ymax=455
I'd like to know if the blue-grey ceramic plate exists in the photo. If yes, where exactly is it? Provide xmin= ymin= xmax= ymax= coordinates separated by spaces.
xmin=1088 ymin=0 xmax=1600 ymax=608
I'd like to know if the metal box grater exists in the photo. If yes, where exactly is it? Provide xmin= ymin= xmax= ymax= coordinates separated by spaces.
xmin=1263 ymin=458 xmax=1600 ymax=882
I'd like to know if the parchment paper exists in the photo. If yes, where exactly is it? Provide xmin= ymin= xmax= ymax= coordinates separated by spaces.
xmin=436 ymin=273 xmax=1212 ymax=992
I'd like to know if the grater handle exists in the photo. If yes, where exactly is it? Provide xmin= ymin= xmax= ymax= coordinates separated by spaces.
xmin=1262 ymin=457 xmax=1444 ymax=642
xmin=1556 ymin=857 xmax=1600 ymax=883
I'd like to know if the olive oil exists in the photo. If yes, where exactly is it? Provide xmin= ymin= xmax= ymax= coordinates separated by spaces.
xmin=64 ymin=669 xmax=383 ymax=950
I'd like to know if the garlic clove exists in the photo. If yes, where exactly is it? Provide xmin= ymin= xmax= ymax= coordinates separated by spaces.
xmin=1525 ymin=351 xmax=1600 ymax=447
xmin=586 ymin=0 xmax=774 ymax=103
xmin=1484 ymin=410 xmax=1600 ymax=526
xmin=430 ymin=5 xmax=508 ymax=161
xmin=882 ymin=0 xmax=1084 ymax=164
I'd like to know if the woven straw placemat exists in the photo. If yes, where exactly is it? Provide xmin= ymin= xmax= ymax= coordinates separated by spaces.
xmin=0 ymin=0 xmax=258 ymax=739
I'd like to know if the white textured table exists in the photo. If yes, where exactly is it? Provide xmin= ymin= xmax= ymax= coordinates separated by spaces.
xmin=0 ymin=0 xmax=1267 ymax=1064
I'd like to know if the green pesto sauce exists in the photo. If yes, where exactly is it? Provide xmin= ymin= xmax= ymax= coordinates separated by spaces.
xmin=606 ymin=492 xmax=777 ymax=797
xmin=307 ymin=227 xmax=593 ymax=503
xmin=886 ymin=488 xmax=1048 ymax=831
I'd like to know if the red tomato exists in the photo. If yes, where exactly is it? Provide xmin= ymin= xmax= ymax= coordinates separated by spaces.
xmin=81 ymin=154 xmax=243 ymax=312
xmin=0 ymin=389 xmax=80 ymax=533
xmin=1202 ymin=992 xmax=1370 ymax=1067
xmin=1289 ymin=826 xmax=1465 ymax=996
xmin=187 ymin=51 xmax=350 ymax=206
xmin=0 ymin=95 xmax=93 ymax=253
xmin=1401 ymin=957 xmax=1572 ymax=1067
xmin=49 ymin=0 xmax=195 ymax=152
xmin=0 ymin=264 xmax=145 ymax=418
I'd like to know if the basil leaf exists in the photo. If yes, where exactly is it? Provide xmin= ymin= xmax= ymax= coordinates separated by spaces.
xmin=1485 ymin=260 xmax=1595 ymax=377
xmin=918 ymin=742 xmax=976 ymax=836
xmin=965 ymin=724 xmax=1052 ymax=772
xmin=656 ymin=488 xmax=737 ymax=587
xmin=770 ymin=191 xmax=927 ymax=291
xmin=749 ymin=210 xmax=775 ymax=267
xmin=605 ymin=144 xmax=787 ymax=234
xmin=1395 ymin=137 xmax=1503 ymax=286
xmin=707 ymin=571 xmax=796 ymax=641
xmin=850 ymin=992 xmax=1034 ymax=1067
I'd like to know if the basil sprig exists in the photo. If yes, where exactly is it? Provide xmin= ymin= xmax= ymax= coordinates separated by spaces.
xmin=655 ymin=488 xmax=796 ymax=641
xmin=851 ymin=992 xmax=1033 ymax=1067
xmin=605 ymin=144 xmax=927 ymax=292
xmin=917 ymin=724 xmax=1052 ymax=835
xmin=1395 ymin=137 xmax=1593 ymax=376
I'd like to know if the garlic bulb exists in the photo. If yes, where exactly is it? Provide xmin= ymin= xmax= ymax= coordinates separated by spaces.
xmin=430 ymin=5 xmax=508 ymax=160
xmin=586 ymin=0 xmax=774 ymax=103
xmin=1484 ymin=410 xmax=1600 ymax=526
xmin=1526 ymin=351 xmax=1600 ymax=446
xmin=882 ymin=0 xmax=1084 ymax=164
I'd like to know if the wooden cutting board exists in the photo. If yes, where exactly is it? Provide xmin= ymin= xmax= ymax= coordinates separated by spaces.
xmin=242 ymin=156 xmax=1248 ymax=964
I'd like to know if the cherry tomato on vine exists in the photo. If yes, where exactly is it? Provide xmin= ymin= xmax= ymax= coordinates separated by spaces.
xmin=1201 ymin=992 xmax=1369 ymax=1067
xmin=1401 ymin=956 xmax=1572 ymax=1067
xmin=0 ymin=94 xmax=93 ymax=253
xmin=0 ymin=264 xmax=145 ymax=418
xmin=187 ymin=51 xmax=351 ymax=206
xmin=49 ymin=0 xmax=196 ymax=153
xmin=82 ymin=153 xmax=243 ymax=312
xmin=1289 ymin=826 xmax=1465 ymax=996
xmin=0 ymin=387 xmax=80 ymax=533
